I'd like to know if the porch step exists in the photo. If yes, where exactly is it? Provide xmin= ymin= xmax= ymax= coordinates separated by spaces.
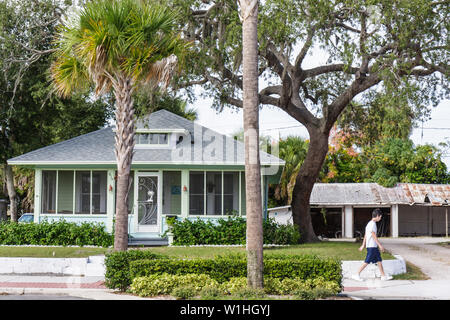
xmin=128 ymin=237 xmax=168 ymax=246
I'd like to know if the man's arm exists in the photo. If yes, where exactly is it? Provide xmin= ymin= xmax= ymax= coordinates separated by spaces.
xmin=371 ymin=231 xmax=384 ymax=252
xmin=359 ymin=234 xmax=366 ymax=251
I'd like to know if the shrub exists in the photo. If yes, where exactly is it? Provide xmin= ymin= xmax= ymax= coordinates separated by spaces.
xmin=231 ymin=287 xmax=266 ymax=299
xmin=130 ymin=257 xmax=247 ymax=283
xmin=293 ymin=288 xmax=316 ymax=300
xmin=263 ymin=277 xmax=340 ymax=296
xmin=0 ymin=220 xmax=113 ymax=247
xmin=129 ymin=254 xmax=342 ymax=287
xmin=129 ymin=273 xmax=219 ymax=297
xmin=200 ymin=286 xmax=223 ymax=300
xmin=168 ymin=217 xmax=301 ymax=245
xmin=172 ymin=286 xmax=197 ymax=300
xmin=221 ymin=277 xmax=247 ymax=295
xmin=104 ymin=250 xmax=168 ymax=291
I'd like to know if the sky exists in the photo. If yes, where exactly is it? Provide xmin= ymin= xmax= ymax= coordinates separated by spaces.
xmin=187 ymin=43 xmax=450 ymax=168
xmin=192 ymin=96 xmax=450 ymax=168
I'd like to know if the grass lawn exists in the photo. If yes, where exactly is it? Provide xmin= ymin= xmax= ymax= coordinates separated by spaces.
xmin=133 ymin=241 xmax=396 ymax=261
xmin=0 ymin=246 xmax=111 ymax=258
xmin=0 ymin=242 xmax=396 ymax=260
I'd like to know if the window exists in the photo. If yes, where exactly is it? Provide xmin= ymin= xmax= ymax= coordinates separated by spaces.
xmin=42 ymin=171 xmax=56 ymax=214
xmin=189 ymin=171 xmax=242 ymax=216
xmin=136 ymin=133 xmax=169 ymax=145
xmin=189 ymin=172 xmax=204 ymax=215
xmin=162 ymin=171 xmax=182 ymax=215
xmin=223 ymin=172 xmax=239 ymax=215
xmin=206 ymin=172 xmax=222 ymax=215
xmin=41 ymin=170 xmax=107 ymax=215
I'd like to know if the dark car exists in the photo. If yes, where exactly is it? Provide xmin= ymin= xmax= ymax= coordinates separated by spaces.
xmin=18 ymin=213 xmax=34 ymax=223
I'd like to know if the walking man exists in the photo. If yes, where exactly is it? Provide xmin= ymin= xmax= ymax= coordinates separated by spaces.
xmin=352 ymin=208 xmax=393 ymax=281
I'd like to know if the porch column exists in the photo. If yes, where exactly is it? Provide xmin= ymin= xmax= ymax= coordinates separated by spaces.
xmin=181 ymin=169 xmax=189 ymax=218
xmin=344 ymin=205 xmax=353 ymax=238
xmin=34 ymin=169 xmax=42 ymax=224
xmin=106 ymin=169 xmax=115 ymax=233
xmin=391 ymin=204 xmax=399 ymax=238
xmin=445 ymin=207 xmax=448 ymax=238
xmin=428 ymin=207 xmax=432 ymax=236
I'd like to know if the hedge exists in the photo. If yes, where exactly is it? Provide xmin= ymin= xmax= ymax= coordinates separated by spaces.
xmin=129 ymin=254 xmax=342 ymax=285
xmin=104 ymin=249 xmax=168 ymax=291
xmin=168 ymin=216 xmax=301 ymax=245
xmin=0 ymin=220 xmax=113 ymax=247
xmin=129 ymin=273 xmax=341 ymax=298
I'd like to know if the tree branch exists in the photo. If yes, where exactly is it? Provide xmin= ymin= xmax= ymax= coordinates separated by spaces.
xmin=294 ymin=26 xmax=316 ymax=74
xmin=303 ymin=64 xmax=359 ymax=78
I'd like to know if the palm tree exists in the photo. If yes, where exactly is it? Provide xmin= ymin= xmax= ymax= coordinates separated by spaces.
xmin=274 ymin=136 xmax=309 ymax=205
xmin=239 ymin=0 xmax=263 ymax=289
xmin=50 ymin=0 xmax=186 ymax=251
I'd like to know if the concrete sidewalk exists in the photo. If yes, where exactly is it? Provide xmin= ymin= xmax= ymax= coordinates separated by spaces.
xmin=0 ymin=275 xmax=151 ymax=300
xmin=342 ymin=237 xmax=450 ymax=300
xmin=342 ymin=278 xmax=450 ymax=300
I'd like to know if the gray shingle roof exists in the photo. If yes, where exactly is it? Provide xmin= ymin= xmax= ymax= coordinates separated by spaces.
xmin=8 ymin=110 xmax=284 ymax=166
xmin=310 ymin=183 xmax=413 ymax=205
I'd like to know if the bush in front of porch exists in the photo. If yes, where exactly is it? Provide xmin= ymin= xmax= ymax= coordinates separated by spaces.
xmin=166 ymin=216 xmax=301 ymax=245
xmin=0 ymin=220 xmax=113 ymax=247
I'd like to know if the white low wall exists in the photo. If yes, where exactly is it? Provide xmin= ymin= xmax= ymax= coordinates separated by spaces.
xmin=0 ymin=256 xmax=105 ymax=276
xmin=341 ymin=254 xmax=407 ymax=278
xmin=0 ymin=255 xmax=406 ymax=279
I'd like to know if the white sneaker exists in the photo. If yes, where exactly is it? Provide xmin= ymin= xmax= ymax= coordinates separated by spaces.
xmin=381 ymin=275 xmax=393 ymax=281
xmin=351 ymin=274 xmax=363 ymax=281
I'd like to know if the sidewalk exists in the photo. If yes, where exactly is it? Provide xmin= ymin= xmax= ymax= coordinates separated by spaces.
xmin=342 ymin=278 xmax=450 ymax=300
xmin=342 ymin=237 xmax=450 ymax=300
xmin=0 ymin=275 xmax=151 ymax=300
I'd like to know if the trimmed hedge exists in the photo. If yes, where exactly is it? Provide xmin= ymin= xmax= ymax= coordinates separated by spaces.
xmin=129 ymin=273 xmax=341 ymax=298
xmin=0 ymin=220 xmax=113 ymax=247
xmin=129 ymin=254 xmax=342 ymax=285
xmin=168 ymin=216 xmax=301 ymax=245
xmin=104 ymin=249 xmax=168 ymax=291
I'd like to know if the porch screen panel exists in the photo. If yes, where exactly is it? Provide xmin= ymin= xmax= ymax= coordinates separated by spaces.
xmin=223 ymin=172 xmax=239 ymax=215
xmin=114 ymin=170 xmax=135 ymax=214
xmin=92 ymin=171 xmax=107 ymax=214
xmin=75 ymin=171 xmax=91 ymax=214
xmin=240 ymin=172 xmax=246 ymax=216
xmin=41 ymin=171 xmax=56 ymax=214
xmin=162 ymin=171 xmax=181 ymax=215
xmin=189 ymin=172 xmax=204 ymax=215
xmin=206 ymin=171 xmax=222 ymax=215
xmin=57 ymin=171 xmax=74 ymax=214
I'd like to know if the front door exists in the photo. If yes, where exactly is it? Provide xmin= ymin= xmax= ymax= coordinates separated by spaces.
xmin=135 ymin=173 xmax=161 ymax=233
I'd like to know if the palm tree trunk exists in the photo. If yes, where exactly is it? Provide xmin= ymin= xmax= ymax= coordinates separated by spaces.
xmin=241 ymin=0 xmax=263 ymax=289
xmin=113 ymin=76 xmax=135 ymax=251
xmin=291 ymin=129 xmax=329 ymax=243
xmin=4 ymin=164 xmax=18 ymax=222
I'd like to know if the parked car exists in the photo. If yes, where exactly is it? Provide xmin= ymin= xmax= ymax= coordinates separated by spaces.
xmin=18 ymin=213 xmax=34 ymax=223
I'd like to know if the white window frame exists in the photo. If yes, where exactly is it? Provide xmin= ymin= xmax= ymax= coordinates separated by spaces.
xmin=40 ymin=169 xmax=108 ymax=216
xmin=135 ymin=132 xmax=170 ymax=148
xmin=188 ymin=170 xmax=244 ymax=217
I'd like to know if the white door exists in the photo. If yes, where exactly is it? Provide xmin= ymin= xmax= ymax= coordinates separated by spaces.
xmin=135 ymin=173 xmax=161 ymax=233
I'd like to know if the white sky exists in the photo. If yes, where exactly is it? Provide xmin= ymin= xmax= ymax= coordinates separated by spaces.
xmin=189 ymin=43 xmax=450 ymax=168
xmin=191 ymin=95 xmax=450 ymax=168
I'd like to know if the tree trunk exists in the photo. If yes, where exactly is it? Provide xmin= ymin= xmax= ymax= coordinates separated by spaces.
xmin=291 ymin=128 xmax=329 ymax=243
xmin=240 ymin=0 xmax=263 ymax=289
xmin=113 ymin=77 xmax=135 ymax=251
xmin=4 ymin=164 xmax=18 ymax=222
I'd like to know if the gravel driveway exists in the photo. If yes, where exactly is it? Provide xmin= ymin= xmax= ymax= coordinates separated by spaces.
xmin=380 ymin=237 xmax=450 ymax=280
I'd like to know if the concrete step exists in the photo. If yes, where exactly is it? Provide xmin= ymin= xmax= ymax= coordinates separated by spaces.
xmin=128 ymin=237 xmax=168 ymax=246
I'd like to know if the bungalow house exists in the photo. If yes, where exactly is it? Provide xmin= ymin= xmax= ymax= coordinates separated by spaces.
xmin=268 ymin=183 xmax=450 ymax=239
xmin=8 ymin=110 xmax=284 ymax=245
